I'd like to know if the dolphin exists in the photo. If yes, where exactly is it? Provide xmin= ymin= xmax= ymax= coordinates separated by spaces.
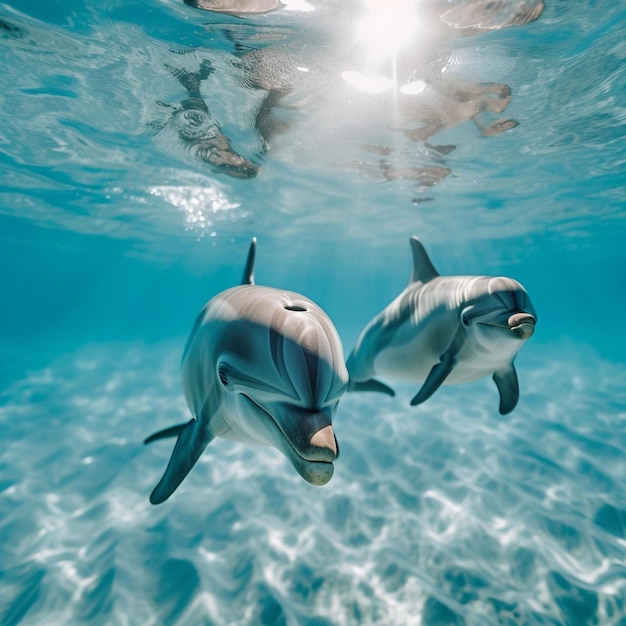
xmin=144 ymin=238 xmax=348 ymax=504
xmin=150 ymin=59 xmax=259 ymax=179
xmin=184 ymin=0 xmax=284 ymax=15
xmin=347 ymin=236 xmax=536 ymax=414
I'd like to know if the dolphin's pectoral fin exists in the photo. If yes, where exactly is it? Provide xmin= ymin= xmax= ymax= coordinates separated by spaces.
xmin=144 ymin=421 xmax=190 ymax=444
xmin=493 ymin=364 xmax=519 ymax=415
xmin=149 ymin=419 xmax=213 ymax=505
xmin=349 ymin=378 xmax=396 ymax=397
xmin=410 ymin=355 xmax=456 ymax=406
xmin=410 ymin=330 xmax=463 ymax=406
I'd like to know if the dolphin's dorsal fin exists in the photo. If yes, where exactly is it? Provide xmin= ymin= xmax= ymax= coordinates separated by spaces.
xmin=409 ymin=236 xmax=439 ymax=284
xmin=241 ymin=237 xmax=257 ymax=285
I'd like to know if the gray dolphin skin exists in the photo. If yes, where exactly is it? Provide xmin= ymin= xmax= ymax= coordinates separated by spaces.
xmin=144 ymin=238 xmax=349 ymax=504
xmin=347 ymin=236 xmax=536 ymax=414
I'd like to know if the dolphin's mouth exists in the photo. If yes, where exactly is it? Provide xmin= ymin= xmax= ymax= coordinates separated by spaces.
xmin=507 ymin=313 xmax=536 ymax=339
xmin=241 ymin=394 xmax=336 ymax=485
xmin=479 ymin=313 xmax=536 ymax=339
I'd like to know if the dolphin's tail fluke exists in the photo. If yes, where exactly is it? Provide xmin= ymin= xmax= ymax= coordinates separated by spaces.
xmin=147 ymin=419 xmax=214 ymax=505
xmin=166 ymin=59 xmax=214 ymax=95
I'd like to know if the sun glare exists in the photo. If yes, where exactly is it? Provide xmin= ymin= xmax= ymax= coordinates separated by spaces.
xmin=355 ymin=0 xmax=421 ymax=60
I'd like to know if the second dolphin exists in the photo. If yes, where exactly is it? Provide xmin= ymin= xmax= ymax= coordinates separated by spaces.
xmin=347 ymin=236 xmax=536 ymax=414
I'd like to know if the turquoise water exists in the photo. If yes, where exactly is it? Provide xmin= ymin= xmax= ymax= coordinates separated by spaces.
xmin=1 ymin=0 xmax=625 ymax=624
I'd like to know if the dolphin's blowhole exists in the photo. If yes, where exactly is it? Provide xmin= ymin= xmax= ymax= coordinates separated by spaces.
xmin=284 ymin=304 xmax=307 ymax=312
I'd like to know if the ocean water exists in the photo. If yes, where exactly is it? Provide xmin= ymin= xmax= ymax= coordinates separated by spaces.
xmin=1 ymin=0 xmax=625 ymax=624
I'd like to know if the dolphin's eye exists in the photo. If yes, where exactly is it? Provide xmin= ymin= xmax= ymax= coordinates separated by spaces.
xmin=218 ymin=362 xmax=295 ymax=398
xmin=218 ymin=367 xmax=229 ymax=386
xmin=460 ymin=306 xmax=474 ymax=327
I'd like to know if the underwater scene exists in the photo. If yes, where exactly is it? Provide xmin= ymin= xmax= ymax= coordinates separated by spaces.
xmin=1 ymin=0 xmax=625 ymax=624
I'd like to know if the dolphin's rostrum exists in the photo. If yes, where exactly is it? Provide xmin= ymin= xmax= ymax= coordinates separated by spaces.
xmin=144 ymin=238 xmax=349 ymax=504
xmin=347 ymin=236 xmax=536 ymax=414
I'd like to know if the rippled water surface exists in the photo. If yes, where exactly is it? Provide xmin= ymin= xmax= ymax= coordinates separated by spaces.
xmin=1 ymin=0 xmax=625 ymax=624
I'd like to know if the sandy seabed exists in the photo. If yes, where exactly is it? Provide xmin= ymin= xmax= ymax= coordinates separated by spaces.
xmin=1 ymin=340 xmax=625 ymax=626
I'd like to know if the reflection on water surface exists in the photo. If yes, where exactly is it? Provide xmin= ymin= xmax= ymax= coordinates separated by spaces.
xmin=155 ymin=0 xmax=544 ymax=185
